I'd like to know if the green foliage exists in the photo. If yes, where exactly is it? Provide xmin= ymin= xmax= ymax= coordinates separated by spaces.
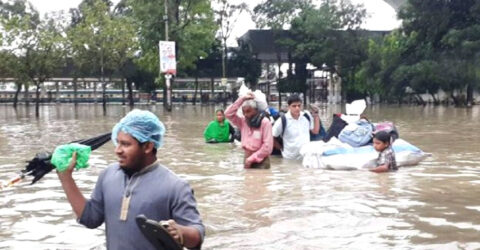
xmin=285 ymin=0 xmax=367 ymax=96
xmin=0 ymin=1 xmax=65 ymax=84
xmin=126 ymin=0 xmax=216 ymax=78
xmin=358 ymin=0 xmax=480 ymax=104
xmin=66 ymin=0 xmax=138 ymax=79
xmin=230 ymin=43 xmax=261 ymax=88
xmin=253 ymin=0 xmax=312 ymax=29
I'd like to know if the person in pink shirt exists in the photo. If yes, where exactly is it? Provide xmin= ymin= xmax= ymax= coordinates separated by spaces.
xmin=225 ymin=93 xmax=273 ymax=169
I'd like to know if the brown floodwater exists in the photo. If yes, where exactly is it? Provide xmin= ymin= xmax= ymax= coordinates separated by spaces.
xmin=0 ymin=104 xmax=479 ymax=249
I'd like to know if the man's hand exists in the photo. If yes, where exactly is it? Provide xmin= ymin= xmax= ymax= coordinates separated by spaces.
xmin=57 ymin=152 xmax=77 ymax=179
xmin=243 ymin=92 xmax=255 ymax=100
xmin=244 ymin=158 xmax=252 ymax=168
xmin=164 ymin=219 xmax=184 ymax=246
xmin=56 ymin=151 xmax=87 ymax=218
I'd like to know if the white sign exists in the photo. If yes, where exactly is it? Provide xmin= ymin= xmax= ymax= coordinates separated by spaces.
xmin=159 ymin=41 xmax=176 ymax=75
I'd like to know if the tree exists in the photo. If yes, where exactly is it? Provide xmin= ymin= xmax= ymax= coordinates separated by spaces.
xmin=253 ymin=0 xmax=312 ymax=105
xmin=230 ymin=43 xmax=262 ymax=89
xmin=288 ymin=0 xmax=367 ymax=101
xmin=214 ymin=0 xmax=247 ymax=79
xmin=125 ymin=0 xmax=216 ymax=108
xmin=253 ymin=0 xmax=311 ymax=29
xmin=395 ymin=0 xmax=480 ymax=105
xmin=67 ymin=0 xmax=138 ymax=111
xmin=0 ymin=0 xmax=66 ymax=116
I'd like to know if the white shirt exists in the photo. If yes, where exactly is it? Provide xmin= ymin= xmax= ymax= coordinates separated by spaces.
xmin=272 ymin=111 xmax=314 ymax=160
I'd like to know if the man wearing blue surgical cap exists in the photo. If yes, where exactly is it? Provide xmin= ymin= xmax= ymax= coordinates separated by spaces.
xmin=57 ymin=109 xmax=205 ymax=250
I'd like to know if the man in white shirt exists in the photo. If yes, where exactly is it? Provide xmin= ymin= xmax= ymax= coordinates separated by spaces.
xmin=272 ymin=95 xmax=320 ymax=160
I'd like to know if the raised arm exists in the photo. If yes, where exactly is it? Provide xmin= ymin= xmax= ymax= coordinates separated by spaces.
xmin=57 ymin=153 xmax=86 ymax=218
xmin=224 ymin=96 xmax=247 ymax=128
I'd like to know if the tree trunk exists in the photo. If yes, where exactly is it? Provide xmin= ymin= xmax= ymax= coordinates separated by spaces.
xmin=416 ymin=94 xmax=426 ymax=106
xmin=93 ymin=82 xmax=97 ymax=103
xmin=127 ymin=79 xmax=134 ymax=107
xmin=211 ymin=77 xmax=214 ymax=103
xmin=163 ymin=85 xmax=167 ymax=108
xmin=121 ymin=79 xmax=126 ymax=106
xmin=102 ymin=82 xmax=107 ymax=114
xmin=35 ymin=81 xmax=40 ymax=118
xmin=13 ymin=83 xmax=22 ymax=108
xmin=24 ymin=84 xmax=29 ymax=106
xmin=430 ymin=93 xmax=439 ymax=106
xmin=73 ymin=78 xmax=78 ymax=106
xmin=222 ymin=37 xmax=227 ymax=79
xmin=466 ymin=83 xmax=473 ymax=107
xmin=266 ymin=63 xmax=271 ymax=103
xmin=55 ymin=81 xmax=60 ymax=103
xmin=193 ymin=75 xmax=198 ymax=105
xmin=450 ymin=92 xmax=460 ymax=107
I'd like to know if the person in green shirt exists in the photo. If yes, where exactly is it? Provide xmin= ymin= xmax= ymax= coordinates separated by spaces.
xmin=204 ymin=109 xmax=235 ymax=143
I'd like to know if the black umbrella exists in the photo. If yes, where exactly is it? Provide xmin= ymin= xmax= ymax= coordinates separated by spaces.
xmin=14 ymin=132 xmax=112 ymax=185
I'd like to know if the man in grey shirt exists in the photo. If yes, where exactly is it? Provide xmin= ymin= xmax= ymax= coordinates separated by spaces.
xmin=57 ymin=109 xmax=205 ymax=249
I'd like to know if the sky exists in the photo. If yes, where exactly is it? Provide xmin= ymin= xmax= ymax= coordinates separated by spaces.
xmin=29 ymin=0 xmax=401 ymax=46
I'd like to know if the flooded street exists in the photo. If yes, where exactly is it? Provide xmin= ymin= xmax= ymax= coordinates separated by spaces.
xmin=0 ymin=104 xmax=479 ymax=249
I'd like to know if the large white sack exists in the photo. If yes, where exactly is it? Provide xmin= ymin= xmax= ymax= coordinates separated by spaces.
xmin=237 ymin=83 xmax=268 ymax=111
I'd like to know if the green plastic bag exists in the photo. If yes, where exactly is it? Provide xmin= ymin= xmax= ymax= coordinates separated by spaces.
xmin=51 ymin=143 xmax=92 ymax=172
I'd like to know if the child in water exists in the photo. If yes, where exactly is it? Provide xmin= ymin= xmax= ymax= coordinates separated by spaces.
xmin=370 ymin=131 xmax=397 ymax=173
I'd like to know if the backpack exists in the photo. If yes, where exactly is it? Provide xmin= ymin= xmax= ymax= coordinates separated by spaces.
xmin=272 ymin=113 xmax=326 ymax=155
xmin=338 ymin=119 xmax=374 ymax=147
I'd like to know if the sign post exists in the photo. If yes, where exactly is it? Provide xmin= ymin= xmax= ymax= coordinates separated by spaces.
xmin=159 ymin=41 xmax=176 ymax=111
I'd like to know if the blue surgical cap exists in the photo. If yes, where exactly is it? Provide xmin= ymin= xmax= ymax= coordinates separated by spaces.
xmin=112 ymin=109 xmax=166 ymax=148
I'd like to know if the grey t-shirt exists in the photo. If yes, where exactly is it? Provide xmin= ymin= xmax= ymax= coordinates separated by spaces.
xmin=79 ymin=162 xmax=205 ymax=250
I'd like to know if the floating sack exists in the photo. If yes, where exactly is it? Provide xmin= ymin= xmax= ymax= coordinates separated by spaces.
xmin=338 ymin=119 xmax=374 ymax=147
xmin=301 ymin=138 xmax=430 ymax=170
xmin=51 ymin=143 xmax=91 ymax=172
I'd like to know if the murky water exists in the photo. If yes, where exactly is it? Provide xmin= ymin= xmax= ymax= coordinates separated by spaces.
xmin=0 ymin=104 xmax=479 ymax=250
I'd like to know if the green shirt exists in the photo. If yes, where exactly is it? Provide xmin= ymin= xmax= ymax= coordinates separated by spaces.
xmin=203 ymin=120 xmax=231 ymax=143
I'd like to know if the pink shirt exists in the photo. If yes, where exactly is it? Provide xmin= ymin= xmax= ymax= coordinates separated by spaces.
xmin=225 ymin=97 xmax=273 ymax=164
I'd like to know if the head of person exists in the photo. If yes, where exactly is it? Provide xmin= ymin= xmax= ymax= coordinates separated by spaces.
xmin=242 ymin=100 xmax=258 ymax=120
xmin=215 ymin=109 xmax=225 ymax=123
xmin=111 ymin=109 xmax=165 ymax=170
xmin=287 ymin=95 xmax=303 ymax=118
xmin=373 ymin=131 xmax=391 ymax=152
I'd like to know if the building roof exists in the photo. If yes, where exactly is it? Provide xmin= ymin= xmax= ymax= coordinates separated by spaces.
xmin=237 ymin=29 xmax=391 ymax=63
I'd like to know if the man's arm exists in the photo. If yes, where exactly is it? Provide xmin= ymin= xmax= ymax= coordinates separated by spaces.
xmin=246 ymin=120 xmax=273 ymax=165
xmin=272 ymin=119 xmax=283 ymax=151
xmin=308 ymin=111 xmax=320 ymax=135
xmin=225 ymin=93 xmax=254 ymax=128
xmin=370 ymin=164 xmax=389 ymax=173
xmin=169 ymin=182 xmax=205 ymax=249
xmin=57 ymin=152 xmax=86 ymax=218
xmin=224 ymin=97 xmax=246 ymax=128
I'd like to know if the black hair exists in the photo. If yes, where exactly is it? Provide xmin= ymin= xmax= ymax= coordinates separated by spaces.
xmin=374 ymin=131 xmax=391 ymax=144
xmin=215 ymin=109 xmax=224 ymax=114
xmin=287 ymin=95 xmax=302 ymax=105
xmin=139 ymin=140 xmax=158 ymax=155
